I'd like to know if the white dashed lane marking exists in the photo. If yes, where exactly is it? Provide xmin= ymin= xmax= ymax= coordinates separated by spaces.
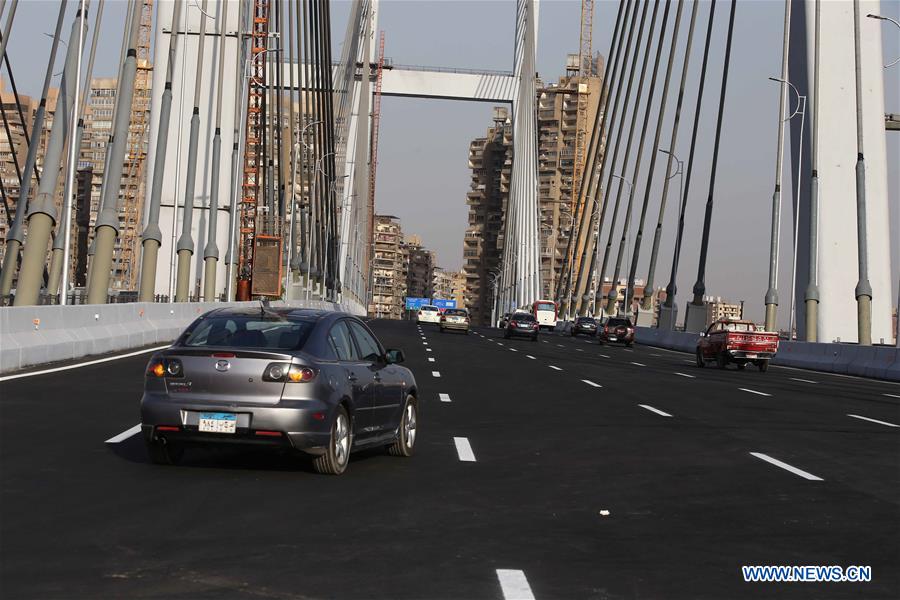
xmin=790 ymin=377 xmax=817 ymax=384
xmin=582 ymin=379 xmax=602 ymax=388
xmin=674 ymin=372 xmax=695 ymax=378
xmin=739 ymin=388 xmax=771 ymax=397
xmin=630 ymin=362 xmax=646 ymax=367
xmin=454 ymin=437 xmax=476 ymax=462
xmin=884 ymin=393 xmax=900 ymax=399
xmin=548 ymin=365 xmax=562 ymax=371
xmin=496 ymin=569 xmax=535 ymax=600
xmin=599 ymin=354 xmax=610 ymax=358
xmin=639 ymin=404 xmax=672 ymax=417
xmin=509 ymin=348 xmax=518 ymax=352
xmin=439 ymin=393 xmax=452 ymax=403
xmin=428 ymin=357 xmax=435 ymax=362
xmin=431 ymin=371 xmax=441 ymax=378
xmin=526 ymin=355 xmax=536 ymax=360
xmin=847 ymin=414 xmax=899 ymax=428
xmin=750 ymin=452 xmax=823 ymax=481
xmin=105 ymin=424 xmax=142 ymax=444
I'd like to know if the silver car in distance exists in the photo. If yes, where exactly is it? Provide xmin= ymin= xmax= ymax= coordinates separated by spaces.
xmin=140 ymin=307 xmax=418 ymax=475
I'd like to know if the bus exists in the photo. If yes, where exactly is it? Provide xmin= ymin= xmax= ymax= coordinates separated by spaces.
xmin=531 ymin=300 xmax=558 ymax=330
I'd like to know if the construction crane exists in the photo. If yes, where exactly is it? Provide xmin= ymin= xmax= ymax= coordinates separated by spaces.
xmin=571 ymin=0 xmax=593 ymax=213
xmin=237 ymin=0 xmax=273 ymax=300
xmin=365 ymin=31 xmax=385 ymax=304
xmin=118 ymin=0 xmax=154 ymax=291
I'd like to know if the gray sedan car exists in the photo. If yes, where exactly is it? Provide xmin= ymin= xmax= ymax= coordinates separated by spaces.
xmin=141 ymin=307 xmax=418 ymax=475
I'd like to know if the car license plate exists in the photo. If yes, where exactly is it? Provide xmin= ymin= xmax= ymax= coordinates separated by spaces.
xmin=609 ymin=336 xmax=617 ymax=341
xmin=745 ymin=353 xmax=757 ymax=359
xmin=199 ymin=412 xmax=237 ymax=434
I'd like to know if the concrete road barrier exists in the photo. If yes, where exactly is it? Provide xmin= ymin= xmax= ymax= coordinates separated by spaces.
xmin=0 ymin=299 xmax=360 ymax=374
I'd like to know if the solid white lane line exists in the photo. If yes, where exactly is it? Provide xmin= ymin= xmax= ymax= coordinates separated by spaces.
xmin=630 ymin=362 xmax=646 ymax=367
xmin=105 ymin=424 xmax=142 ymax=444
xmin=739 ymin=387 xmax=771 ymax=397
xmin=0 ymin=345 xmax=170 ymax=382
xmin=526 ymin=355 xmax=536 ymax=360
xmin=638 ymin=404 xmax=673 ymax=417
xmin=582 ymin=379 xmax=602 ymax=388
xmin=599 ymin=354 xmax=611 ymax=358
xmin=428 ymin=357 xmax=435 ymax=362
xmin=674 ymin=372 xmax=695 ymax=378
xmin=496 ymin=569 xmax=535 ymax=600
xmin=749 ymin=452 xmax=823 ymax=481
xmin=790 ymin=377 xmax=817 ymax=384
xmin=847 ymin=414 xmax=899 ymax=428
xmin=439 ymin=393 xmax=452 ymax=403
xmin=431 ymin=371 xmax=441 ymax=377
xmin=454 ymin=437 xmax=476 ymax=462
xmin=549 ymin=365 xmax=562 ymax=371
xmin=884 ymin=393 xmax=900 ymax=399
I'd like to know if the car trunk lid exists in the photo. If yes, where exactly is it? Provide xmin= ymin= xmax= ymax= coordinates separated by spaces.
xmin=162 ymin=348 xmax=292 ymax=405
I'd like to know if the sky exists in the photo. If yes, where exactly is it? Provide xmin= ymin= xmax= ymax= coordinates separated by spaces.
xmin=4 ymin=0 xmax=899 ymax=328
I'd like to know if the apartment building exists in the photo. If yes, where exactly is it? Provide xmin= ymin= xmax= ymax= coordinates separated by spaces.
xmin=404 ymin=238 xmax=434 ymax=300
xmin=462 ymin=107 xmax=511 ymax=326
xmin=461 ymin=57 xmax=605 ymax=323
xmin=537 ymin=54 xmax=605 ymax=300
xmin=432 ymin=267 xmax=454 ymax=302
xmin=369 ymin=215 xmax=407 ymax=319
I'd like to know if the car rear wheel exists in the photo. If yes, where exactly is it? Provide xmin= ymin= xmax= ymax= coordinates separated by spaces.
xmin=388 ymin=396 xmax=417 ymax=457
xmin=736 ymin=362 xmax=746 ymax=370
xmin=531 ymin=334 xmax=538 ymax=342
xmin=314 ymin=406 xmax=351 ymax=475
xmin=757 ymin=360 xmax=769 ymax=373
xmin=146 ymin=439 xmax=184 ymax=465
xmin=716 ymin=351 xmax=728 ymax=369
xmin=695 ymin=349 xmax=705 ymax=368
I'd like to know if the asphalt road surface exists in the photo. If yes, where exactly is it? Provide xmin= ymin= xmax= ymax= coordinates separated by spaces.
xmin=1 ymin=319 xmax=898 ymax=599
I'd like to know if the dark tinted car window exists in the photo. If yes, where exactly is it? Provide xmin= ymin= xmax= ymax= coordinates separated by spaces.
xmin=347 ymin=321 xmax=383 ymax=362
xmin=512 ymin=313 xmax=535 ymax=322
xmin=328 ymin=321 xmax=359 ymax=361
xmin=607 ymin=318 xmax=633 ymax=327
xmin=182 ymin=316 xmax=314 ymax=350
xmin=577 ymin=318 xmax=596 ymax=324
xmin=444 ymin=309 xmax=468 ymax=317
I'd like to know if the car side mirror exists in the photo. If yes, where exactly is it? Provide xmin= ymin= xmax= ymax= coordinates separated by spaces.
xmin=385 ymin=349 xmax=405 ymax=364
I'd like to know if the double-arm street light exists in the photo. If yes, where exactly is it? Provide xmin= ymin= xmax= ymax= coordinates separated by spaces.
xmin=768 ymin=75 xmax=806 ymax=340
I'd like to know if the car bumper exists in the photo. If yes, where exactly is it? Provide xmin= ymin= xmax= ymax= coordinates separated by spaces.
xmin=506 ymin=328 xmax=538 ymax=337
xmin=441 ymin=322 xmax=469 ymax=330
xmin=728 ymin=350 xmax=775 ymax=360
xmin=140 ymin=394 xmax=333 ymax=456
xmin=417 ymin=315 xmax=441 ymax=324
xmin=574 ymin=327 xmax=597 ymax=335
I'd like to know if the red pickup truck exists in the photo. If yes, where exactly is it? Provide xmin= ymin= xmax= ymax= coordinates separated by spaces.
xmin=695 ymin=319 xmax=779 ymax=372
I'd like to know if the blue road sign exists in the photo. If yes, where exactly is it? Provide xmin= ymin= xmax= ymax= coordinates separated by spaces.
xmin=405 ymin=297 xmax=430 ymax=310
xmin=432 ymin=298 xmax=457 ymax=310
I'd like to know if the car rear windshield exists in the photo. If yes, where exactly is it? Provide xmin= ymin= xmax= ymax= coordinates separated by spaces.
xmin=724 ymin=322 xmax=755 ymax=332
xmin=512 ymin=313 xmax=535 ymax=322
xmin=577 ymin=318 xmax=596 ymax=324
xmin=444 ymin=309 xmax=467 ymax=316
xmin=180 ymin=316 xmax=315 ymax=350
xmin=535 ymin=302 xmax=555 ymax=311
xmin=420 ymin=306 xmax=438 ymax=311
xmin=607 ymin=318 xmax=633 ymax=327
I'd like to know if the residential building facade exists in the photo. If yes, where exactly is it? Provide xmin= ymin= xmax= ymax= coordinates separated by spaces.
xmin=368 ymin=215 xmax=407 ymax=319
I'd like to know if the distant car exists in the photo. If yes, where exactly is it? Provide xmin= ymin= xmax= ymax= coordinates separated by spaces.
xmin=140 ymin=307 xmax=418 ymax=475
xmin=695 ymin=318 xmax=779 ymax=371
xmin=498 ymin=313 xmax=512 ymax=329
xmin=503 ymin=312 xmax=539 ymax=341
xmin=571 ymin=316 xmax=598 ymax=337
xmin=416 ymin=305 xmax=441 ymax=325
xmin=440 ymin=308 xmax=470 ymax=334
xmin=598 ymin=317 xmax=634 ymax=346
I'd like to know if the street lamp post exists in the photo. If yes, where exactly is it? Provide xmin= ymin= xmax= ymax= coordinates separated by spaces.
xmin=768 ymin=76 xmax=807 ymax=340
xmin=867 ymin=13 xmax=900 ymax=68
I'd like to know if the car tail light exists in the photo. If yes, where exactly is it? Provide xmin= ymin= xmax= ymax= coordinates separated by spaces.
xmin=156 ymin=425 xmax=180 ymax=432
xmin=147 ymin=357 xmax=182 ymax=378
xmin=287 ymin=366 xmax=316 ymax=383
xmin=254 ymin=430 xmax=282 ymax=437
